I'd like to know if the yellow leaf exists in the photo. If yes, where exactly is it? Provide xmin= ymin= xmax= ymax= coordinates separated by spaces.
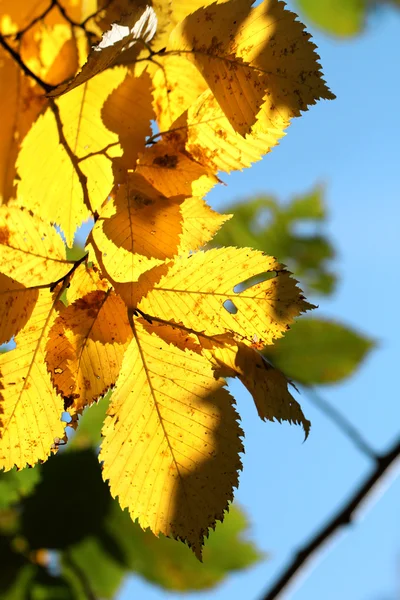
xmin=0 ymin=0 xmax=49 ymax=35
xmin=15 ymin=68 xmax=127 ymax=244
xmin=21 ymin=21 xmax=78 ymax=86
xmin=169 ymin=0 xmax=334 ymax=136
xmin=46 ymin=290 xmax=132 ymax=415
xmin=0 ymin=288 xmax=65 ymax=470
xmin=139 ymin=247 xmax=313 ymax=346
xmin=90 ymin=173 xmax=181 ymax=283
xmin=179 ymin=196 xmax=231 ymax=253
xmin=67 ymin=263 xmax=109 ymax=305
xmin=150 ymin=0 xmax=230 ymax=52
xmin=102 ymin=68 xmax=155 ymax=170
xmin=100 ymin=319 xmax=243 ymax=557
xmin=151 ymin=55 xmax=208 ymax=131
xmin=200 ymin=336 xmax=310 ymax=436
xmin=165 ymin=89 xmax=286 ymax=174
xmin=48 ymin=6 xmax=157 ymax=97
xmin=0 ymin=48 xmax=46 ymax=202
xmin=136 ymin=141 xmax=218 ymax=198
xmin=0 ymin=206 xmax=71 ymax=286
xmin=0 ymin=273 xmax=38 ymax=345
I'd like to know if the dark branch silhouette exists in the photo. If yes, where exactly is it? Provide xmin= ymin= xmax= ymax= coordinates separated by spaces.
xmin=303 ymin=386 xmax=378 ymax=461
xmin=259 ymin=436 xmax=400 ymax=600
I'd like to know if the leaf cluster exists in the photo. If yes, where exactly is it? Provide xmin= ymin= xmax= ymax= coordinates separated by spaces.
xmin=0 ymin=0 xmax=333 ymax=555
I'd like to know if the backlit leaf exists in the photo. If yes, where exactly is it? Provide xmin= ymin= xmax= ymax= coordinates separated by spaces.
xmin=0 ymin=48 xmax=46 ymax=202
xmin=169 ymin=0 xmax=334 ymax=136
xmin=139 ymin=247 xmax=313 ymax=346
xmin=90 ymin=173 xmax=181 ymax=282
xmin=0 ymin=274 xmax=38 ymax=345
xmin=16 ymin=68 xmax=128 ymax=245
xmin=48 ymin=6 xmax=157 ymax=97
xmin=0 ymin=289 xmax=65 ymax=470
xmin=200 ymin=336 xmax=310 ymax=436
xmin=46 ymin=290 xmax=132 ymax=415
xmin=136 ymin=141 xmax=218 ymax=198
xmin=100 ymin=319 xmax=243 ymax=558
xmin=0 ymin=206 xmax=71 ymax=286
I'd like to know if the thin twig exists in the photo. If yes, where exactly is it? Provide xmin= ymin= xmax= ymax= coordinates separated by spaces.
xmin=303 ymin=386 xmax=378 ymax=461
xmin=0 ymin=34 xmax=53 ymax=92
xmin=8 ymin=0 xmax=55 ymax=39
xmin=48 ymin=99 xmax=93 ymax=214
xmin=259 ymin=436 xmax=400 ymax=600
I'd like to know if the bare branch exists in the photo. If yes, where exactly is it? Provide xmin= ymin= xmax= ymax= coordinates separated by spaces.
xmin=259 ymin=436 xmax=400 ymax=600
xmin=303 ymin=386 xmax=377 ymax=461
xmin=0 ymin=34 xmax=53 ymax=92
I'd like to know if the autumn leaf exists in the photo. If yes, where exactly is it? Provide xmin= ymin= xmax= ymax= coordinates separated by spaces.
xmin=0 ymin=273 xmax=39 ymax=345
xmin=66 ymin=263 xmax=110 ymax=305
xmin=100 ymin=319 xmax=243 ymax=558
xmin=102 ymin=68 xmax=155 ymax=170
xmin=151 ymin=55 xmax=208 ymax=131
xmin=0 ymin=288 xmax=65 ymax=471
xmin=48 ymin=6 xmax=157 ymax=97
xmin=0 ymin=206 xmax=71 ymax=285
xmin=168 ymin=0 xmax=334 ymax=136
xmin=90 ymin=173 xmax=177 ymax=282
xmin=199 ymin=335 xmax=310 ymax=436
xmin=0 ymin=0 xmax=333 ymax=557
xmin=136 ymin=141 xmax=219 ymax=198
xmin=0 ymin=48 xmax=46 ymax=202
xmin=46 ymin=290 xmax=132 ymax=415
xmin=15 ymin=68 xmax=133 ymax=245
xmin=139 ymin=247 xmax=313 ymax=346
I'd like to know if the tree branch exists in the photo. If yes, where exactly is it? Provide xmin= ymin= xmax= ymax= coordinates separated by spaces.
xmin=0 ymin=34 xmax=53 ymax=92
xmin=259 ymin=436 xmax=400 ymax=600
xmin=303 ymin=386 xmax=378 ymax=461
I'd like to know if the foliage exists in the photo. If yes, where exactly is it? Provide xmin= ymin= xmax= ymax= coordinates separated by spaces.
xmin=0 ymin=0 xmax=334 ymax=566
xmin=0 ymin=448 xmax=260 ymax=598
xmin=215 ymin=188 xmax=374 ymax=385
xmin=295 ymin=0 xmax=400 ymax=37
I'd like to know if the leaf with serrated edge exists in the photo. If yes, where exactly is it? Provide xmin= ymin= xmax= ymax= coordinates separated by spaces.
xmin=16 ymin=68 xmax=127 ymax=245
xmin=102 ymin=68 xmax=155 ymax=170
xmin=165 ymin=90 xmax=284 ymax=174
xmin=67 ymin=263 xmax=109 ymax=305
xmin=0 ymin=289 xmax=65 ymax=471
xmin=46 ymin=290 xmax=132 ymax=415
xmin=168 ymin=0 xmax=334 ymax=136
xmin=139 ymin=247 xmax=313 ymax=346
xmin=91 ymin=174 xmax=182 ymax=283
xmin=199 ymin=336 xmax=310 ymax=437
xmin=136 ymin=141 xmax=218 ymax=198
xmin=0 ymin=274 xmax=39 ymax=345
xmin=100 ymin=319 xmax=243 ymax=558
xmin=48 ymin=6 xmax=157 ymax=97
xmin=0 ymin=206 xmax=71 ymax=286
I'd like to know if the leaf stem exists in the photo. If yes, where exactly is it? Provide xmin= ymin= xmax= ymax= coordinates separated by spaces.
xmin=303 ymin=386 xmax=377 ymax=461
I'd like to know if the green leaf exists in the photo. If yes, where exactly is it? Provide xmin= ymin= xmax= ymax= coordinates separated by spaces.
xmin=264 ymin=318 xmax=374 ymax=384
xmin=104 ymin=503 xmax=262 ymax=591
xmin=0 ymin=466 xmax=41 ymax=509
xmin=296 ymin=0 xmax=366 ymax=36
xmin=213 ymin=187 xmax=336 ymax=296
xmin=68 ymin=392 xmax=111 ymax=451
xmin=62 ymin=539 xmax=125 ymax=600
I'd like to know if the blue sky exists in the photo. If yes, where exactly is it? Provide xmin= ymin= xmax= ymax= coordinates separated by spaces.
xmin=117 ymin=5 xmax=400 ymax=599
